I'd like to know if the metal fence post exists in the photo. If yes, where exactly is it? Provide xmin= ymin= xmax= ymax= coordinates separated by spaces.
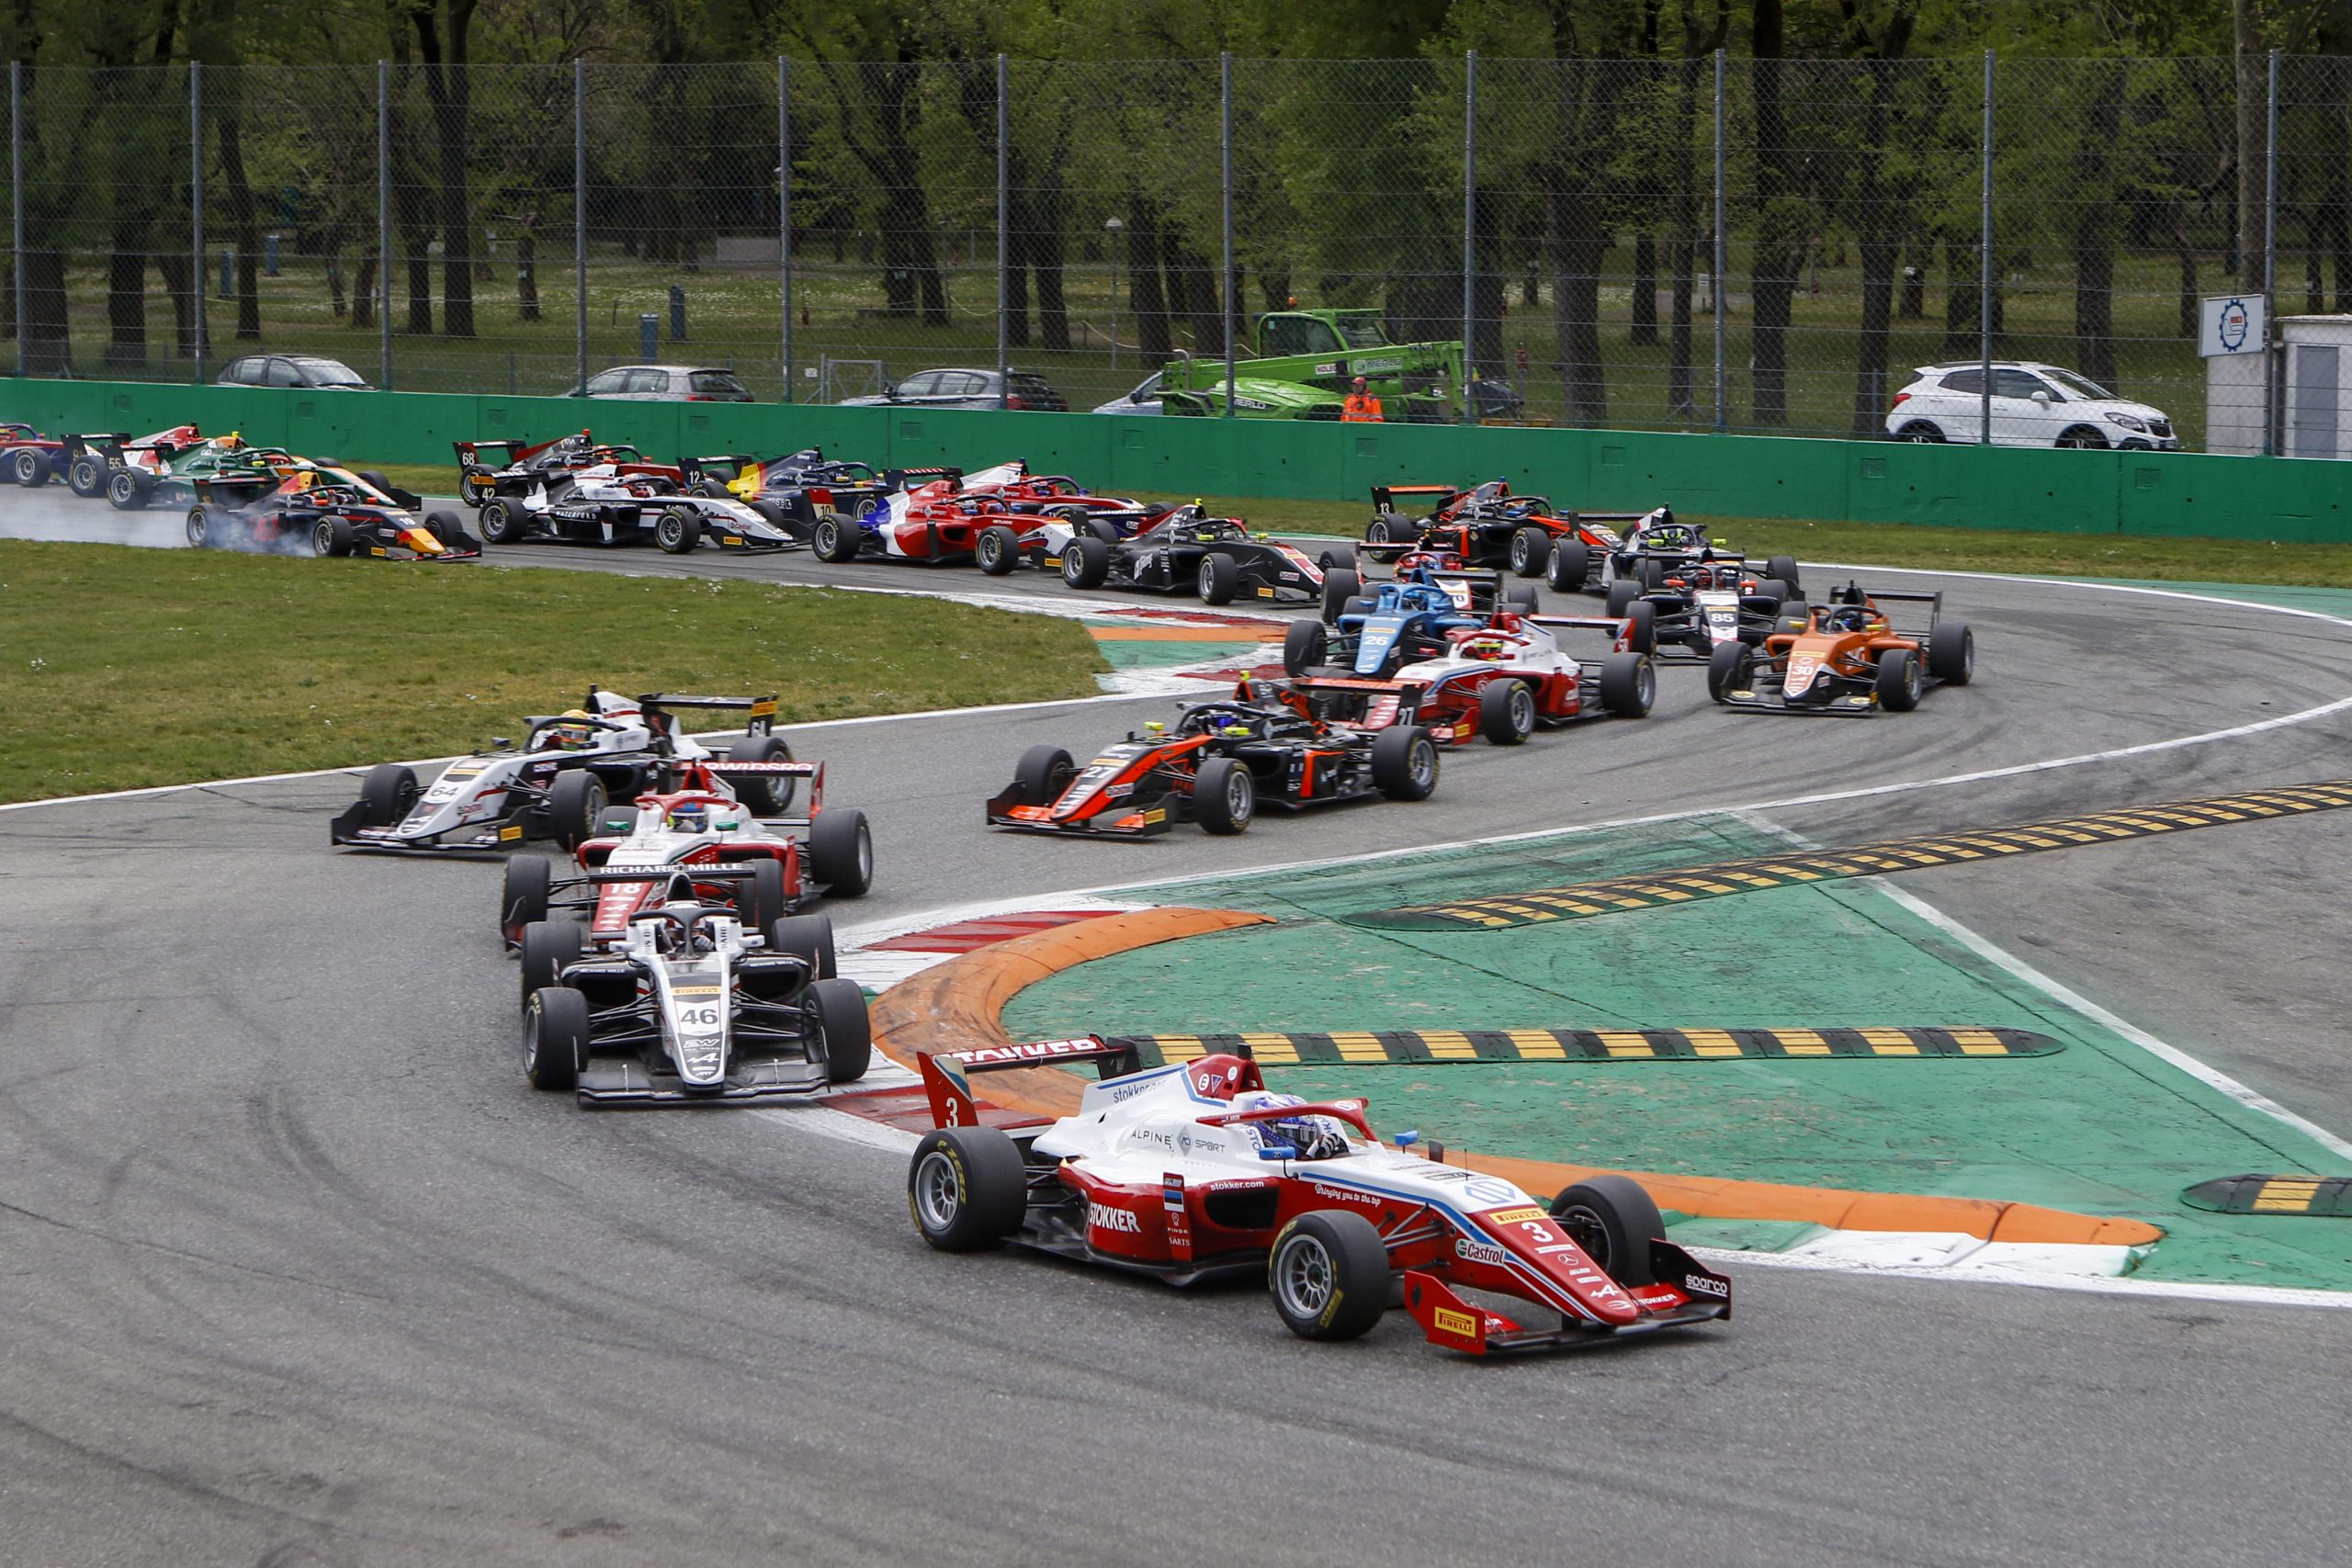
xmin=191 ymin=61 xmax=204 ymax=381
xmin=790 ymin=57 xmax=799 ymax=404
xmin=10 ymin=62 xmax=22 ymax=380
xmin=574 ymin=58 xmax=587 ymax=393
xmin=996 ymin=53 xmax=1009 ymax=411
xmin=1978 ymin=50 xmax=1994 ymax=446
xmin=2263 ymin=47 xmax=2279 ymax=457
xmin=1462 ymin=50 xmax=1476 ymax=424
xmin=377 ymin=60 xmax=390 ymax=391
xmin=1220 ymin=51 xmax=1235 ymax=418
xmin=1712 ymin=48 xmax=1726 ymax=432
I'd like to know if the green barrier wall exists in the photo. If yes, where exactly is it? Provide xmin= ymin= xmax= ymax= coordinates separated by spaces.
xmin=6 ymin=378 xmax=2346 ymax=541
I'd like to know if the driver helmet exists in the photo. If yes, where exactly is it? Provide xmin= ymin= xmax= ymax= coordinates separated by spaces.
xmin=542 ymin=709 xmax=599 ymax=750
xmin=665 ymin=803 xmax=710 ymax=834
xmin=1825 ymin=604 xmax=1873 ymax=633
xmin=1461 ymin=635 xmax=1511 ymax=661
xmin=1234 ymin=1091 xmax=1350 ymax=1159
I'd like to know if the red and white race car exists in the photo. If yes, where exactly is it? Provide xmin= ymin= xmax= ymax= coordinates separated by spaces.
xmin=499 ymin=758 xmax=874 ymax=999
xmin=908 ymin=1038 xmax=1731 ymax=1356
xmin=1285 ymin=609 xmax=1657 ymax=746
xmin=808 ymin=459 xmax=1154 ymax=570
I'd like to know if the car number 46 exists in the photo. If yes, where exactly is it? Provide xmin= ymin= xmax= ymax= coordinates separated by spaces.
xmin=678 ymin=1006 xmax=721 ymax=1027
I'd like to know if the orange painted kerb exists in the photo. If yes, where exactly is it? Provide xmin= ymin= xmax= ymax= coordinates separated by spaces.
xmin=865 ymin=907 xmax=2165 ymax=1248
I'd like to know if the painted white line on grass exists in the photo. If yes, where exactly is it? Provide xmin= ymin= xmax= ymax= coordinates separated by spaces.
xmin=1691 ymin=1242 xmax=2352 ymax=1311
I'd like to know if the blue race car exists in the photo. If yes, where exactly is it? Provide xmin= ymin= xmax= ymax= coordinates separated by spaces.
xmin=1283 ymin=564 xmax=1538 ymax=678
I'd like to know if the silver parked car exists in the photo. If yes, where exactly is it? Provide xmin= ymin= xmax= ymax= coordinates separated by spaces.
xmin=564 ymin=365 xmax=754 ymax=402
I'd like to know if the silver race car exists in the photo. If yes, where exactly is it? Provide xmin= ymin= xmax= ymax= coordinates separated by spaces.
xmin=519 ymin=897 xmax=872 ymax=1105
xmin=477 ymin=462 xmax=797 ymax=553
xmin=331 ymin=690 xmax=797 ymax=854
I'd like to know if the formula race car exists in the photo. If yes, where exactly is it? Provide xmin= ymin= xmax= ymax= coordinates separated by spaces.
xmin=1363 ymin=480 xmax=1650 ymax=584
xmin=678 ymin=447 xmax=896 ymax=542
xmin=498 ymin=776 xmax=872 ymax=964
xmin=806 ymin=462 xmax=1037 ymax=565
xmin=1596 ymin=509 xmax=1803 ymax=603
xmin=1056 ymin=506 xmax=1335 ymax=606
xmin=1288 ymin=611 xmax=1655 ymax=746
xmin=331 ymin=690 xmax=793 ymax=853
xmin=907 ymin=1037 xmax=1732 ymax=1355
xmin=987 ymin=684 xmax=1438 ymax=837
xmin=5 ymin=423 xmax=201 ymax=494
xmin=1712 ymin=582 xmax=1975 ymax=714
xmin=519 ymin=896 xmax=871 ymax=1103
xmin=1286 ymin=566 xmax=1546 ymax=680
xmin=1601 ymin=551 xmax=1800 ymax=662
xmin=185 ymin=466 xmax=481 ymax=560
xmin=476 ymin=462 xmax=793 ymax=553
xmin=103 ymin=434 xmax=310 ymax=511
xmin=456 ymin=431 xmax=684 ymax=508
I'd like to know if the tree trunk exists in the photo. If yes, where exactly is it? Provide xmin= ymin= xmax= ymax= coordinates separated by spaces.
xmin=2304 ymin=208 xmax=2324 ymax=312
xmin=1850 ymin=60 xmax=1905 ymax=438
xmin=1471 ymin=186 xmax=1503 ymax=377
xmin=429 ymin=62 xmax=475 ymax=336
xmin=218 ymin=112 xmax=262 ymax=341
xmin=406 ymin=233 xmax=434 ymax=334
xmin=2070 ymin=61 xmax=2123 ymax=394
xmin=1749 ymin=28 xmax=1798 ymax=428
xmin=1541 ymin=56 xmax=1607 ymax=426
xmin=353 ymin=253 xmax=377 ymax=331
xmin=105 ymin=251 xmax=148 ymax=371
xmin=1899 ymin=241 xmax=1926 ymax=318
xmin=1667 ymin=49 xmax=1702 ymax=420
xmin=1127 ymin=194 xmax=1170 ymax=357
xmin=1630 ymin=232 xmax=1657 ymax=346
xmin=2173 ymin=208 xmax=2199 ymax=337
xmin=2234 ymin=0 xmax=2265 ymax=286
xmin=156 ymin=252 xmax=193 ymax=358
xmin=23 ymin=249 xmax=69 ymax=373
xmin=515 ymin=219 xmax=540 ymax=321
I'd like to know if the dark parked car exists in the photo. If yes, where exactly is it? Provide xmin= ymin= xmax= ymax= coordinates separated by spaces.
xmin=215 ymin=355 xmax=373 ymax=390
xmin=839 ymin=367 xmax=1068 ymax=412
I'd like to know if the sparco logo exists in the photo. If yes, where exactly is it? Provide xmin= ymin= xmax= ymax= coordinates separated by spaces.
xmin=1683 ymin=1272 xmax=1729 ymax=1299
xmin=1089 ymin=1203 xmax=1141 ymax=1234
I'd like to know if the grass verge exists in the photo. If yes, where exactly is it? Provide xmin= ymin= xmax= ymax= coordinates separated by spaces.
xmin=0 ymin=540 xmax=1107 ymax=804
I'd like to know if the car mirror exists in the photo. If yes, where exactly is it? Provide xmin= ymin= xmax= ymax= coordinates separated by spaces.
xmin=491 ymin=736 xmax=512 ymax=750
xmin=2030 ymin=390 xmax=2051 ymax=406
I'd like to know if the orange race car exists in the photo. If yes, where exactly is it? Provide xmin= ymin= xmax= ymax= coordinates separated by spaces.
xmin=1709 ymin=581 xmax=1974 ymax=714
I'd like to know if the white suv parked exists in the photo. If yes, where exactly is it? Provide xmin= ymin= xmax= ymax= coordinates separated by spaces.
xmin=1885 ymin=362 xmax=2178 ymax=450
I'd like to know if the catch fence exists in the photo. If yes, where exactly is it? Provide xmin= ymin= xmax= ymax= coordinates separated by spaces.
xmin=0 ymin=53 xmax=2335 ymax=456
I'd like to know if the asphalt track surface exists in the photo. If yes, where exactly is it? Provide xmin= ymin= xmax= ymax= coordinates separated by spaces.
xmin=5 ymin=505 xmax=2352 ymax=1564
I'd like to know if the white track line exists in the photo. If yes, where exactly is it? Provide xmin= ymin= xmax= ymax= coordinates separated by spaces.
xmin=1690 ymin=1244 xmax=2352 ymax=1311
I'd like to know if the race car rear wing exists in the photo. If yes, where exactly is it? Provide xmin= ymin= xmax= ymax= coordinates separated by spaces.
xmin=1525 ymin=613 xmax=1644 ymax=654
xmin=452 ymin=434 xmax=569 ymax=468
xmin=61 ymin=432 xmax=130 ymax=459
xmin=636 ymin=692 xmax=781 ymax=739
xmin=1854 ymin=587 xmax=1943 ymax=637
xmin=687 ymin=758 xmax=824 ymax=827
xmin=916 ymin=1035 xmax=1146 ymax=1129
xmin=1370 ymin=483 xmax=1462 ymax=512
xmin=885 ymin=465 xmax=962 ymax=493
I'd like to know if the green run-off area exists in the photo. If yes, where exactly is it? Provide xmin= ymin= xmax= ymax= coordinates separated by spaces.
xmin=1003 ymin=816 xmax=2352 ymax=1292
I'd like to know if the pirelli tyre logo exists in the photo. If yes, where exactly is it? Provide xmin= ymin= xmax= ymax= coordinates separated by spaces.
xmin=2181 ymin=1174 xmax=2352 ymax=1217
xmin=1110 ymin=1026 xmax=2058 ymax=1068
xmin=1352 ymin=781 xmax=2352 ymax=931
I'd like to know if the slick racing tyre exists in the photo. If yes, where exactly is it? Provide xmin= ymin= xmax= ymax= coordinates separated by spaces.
xmin=1766 ymin=555 xmax=1803 ymax=596
xmin=359 ymin=762 xmax=421 ymax=827
xmin=1318 ymin=568 xmax=1361 ymax=626
xmin=1875 ymin=647 xmax=1922 ymax=711
xmin=518 ymin=920 xmax=582 ymax=1011
xmin=1623 ymin=601 xmax=1657 ymax=656
xmin=725 ymin=734 xmax=796 ymax=814
xmin=501 ymin=852 xmax=553 ymax=943
xmin=67 ymin=455 xmax=107 ymax=497
xmin=764 ymin=912 xmax=836 ymax=980
xmin=1599 ymin=652 xmax=1656 ymax=716
xmin=654 ymin=507 xmax=702 ymax=554
xmin=1012 ymin=746 xmax=1075 ymax=807
xmin=1928 ymin=622 xmax=1975 ymax=685
xmin=1508 ymin=525 xmax=1551 ymax=578
xmin=423 ymin=510 xmax=470 ymax=550
xmin=1507 ymin=584 xmax=1540 ymax=615
xmin=542 ymin=770 xmax=608 ymax=851
xmin=107 ymin=468 xmax=153 ymax=510
xmin=1371 ymin=726 xmax=1440 ymax=801
xmin=1197 ymin=552 xmax=1241 ymax=606
xmin=1605 ymin=580 xmax=1643 ymax=618
xmin=1638 ymin=558 xmax=1668 ymax=592
xmin=740 ymin=858 xmax=787 ymax=931
xmin=1283 ymin=618 xmax=1329 ymax=676
xmin=1479 ymin=679 xmax=1536 ymax=745
xmin=1269 ymin=1211 xmax=1390 ymax=1341
xmin=1549 ymin=1175 xmax=1665 ymax=1288
xmin=312 ymin=517 xmax=356 ymax=558
xmin=1707 ymin=641 xmax=1752 ymax=705
xmin=1365 ymin=510 xmax=1411 ymax=546
xmin=10 ymin=447 xmax=48 ymax=486
xmin=185 ymin=506 xmax=214 ymax=547
xmin=808 ymin=808 xmax=874 ymax=897
xmin=524 ymin=985 xmax=589 ymax=1091
xmin=975 ymin=524 xmax=1019 ymax=575
xmin=909 ymin=1126 xmax=1028 ymax=1251
xmin=1061 ymin=536 xmax=1111 ymax=590
xmin=806 ymin=976 xmax=872 ymax=1085
xmin=1547 ymin=540 xmax=1591 ymax=592
xmin=811 ymin=511 xmax=862 ymax=562
xmin=1193 ymin=756 xmax=1256 ymax=835
xmin=477 ymin=499 xmax=527 ymax=545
